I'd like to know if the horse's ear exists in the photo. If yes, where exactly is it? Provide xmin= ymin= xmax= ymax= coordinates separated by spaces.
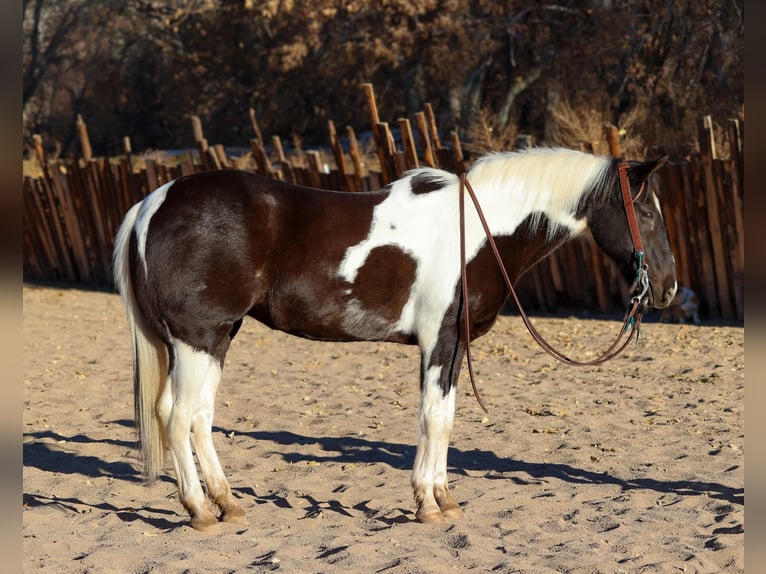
xmin=628 ymin=155 xmax=668 ymax=185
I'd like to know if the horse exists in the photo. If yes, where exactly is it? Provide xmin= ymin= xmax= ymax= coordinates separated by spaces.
xmin=113 ymin=147 xmax=677 ymax=532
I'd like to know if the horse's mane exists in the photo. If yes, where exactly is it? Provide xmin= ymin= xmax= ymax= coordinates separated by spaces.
xmin=465 ymin=147 xmax=614 ymax=238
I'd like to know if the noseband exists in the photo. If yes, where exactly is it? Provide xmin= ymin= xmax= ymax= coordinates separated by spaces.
xmin=459 ymin=161 xmax=648 ymax=412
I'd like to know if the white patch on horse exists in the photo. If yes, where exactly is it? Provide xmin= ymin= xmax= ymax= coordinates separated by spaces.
xmin=650 ymin=191 xmax=664 ymax=220
xmin=134 ymin=180 xmax=174 ymax=276
xmin=338 ymin=149 xmax=609 ymax=345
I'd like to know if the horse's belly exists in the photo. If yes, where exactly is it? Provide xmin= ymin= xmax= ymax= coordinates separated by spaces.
xmin=254 ymin=281 xmax=414 ymax=344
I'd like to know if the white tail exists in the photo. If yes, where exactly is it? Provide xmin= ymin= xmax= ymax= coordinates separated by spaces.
xmin=113 ymin=203 xmax=168 ymax=483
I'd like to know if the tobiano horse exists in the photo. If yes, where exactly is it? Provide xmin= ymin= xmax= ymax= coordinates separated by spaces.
xmin=113 ymin=147 xmax=677 ymax=532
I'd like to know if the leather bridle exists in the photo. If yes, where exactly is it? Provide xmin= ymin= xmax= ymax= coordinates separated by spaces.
xmin=458 ymin=161 xmax=648 ymax=412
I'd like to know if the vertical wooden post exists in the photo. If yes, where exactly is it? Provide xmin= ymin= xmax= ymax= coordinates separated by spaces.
xmin=605 ymin=124 xmax=621 ymax=157
xmin=271 ymin=135 xmax=294 ymax=183
xmin=376 ymin=121 xmax=398 ymax=181
xmin=32 ymin=134 xmax=47 ymax=173
xmin=726 ymin=118 xmax=744 ymax=320
xmin=362 ymin=83 xmax=392 ymax=184
xmin=328 ymin=120 xmax=353 ymax=191
xmin=424 ymin=103 xmax=441 ymax=150
xmin=50 ymin=162 xmax=92 ymax=282
xmin=76 ymin=114 xmax=92 ymax=162
xmin=191 ymin=116 xmax=212 ymax=170
xmin=346 ymin=126 xmax=366 ymax=191
xmin=24 ymin=178 xmax=60 ymax=280
xmin=414 ymin=112 xmax=435 ymax=167
xmin=249 ymin=108 xmax=264 ymax=147
xmin=250 ymin=137 xmax=271 ymax=177
xmin=191 ymin=115 xmax=204 ymax=143
xmin=306 ymin=150 xmax=323 ymax=189
xmin=451 ymin=131 xmax=465 ymax=174
xmin=398 ymin=118 xmax=419 ymax=170
xmin=122 ymin=136 xmax=133 ymax=172
xmin=698 ymin=115 xmax=732 ymax=319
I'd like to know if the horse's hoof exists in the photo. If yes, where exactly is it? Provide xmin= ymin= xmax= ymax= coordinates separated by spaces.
xmin=417 ymin=511 xmax=447 ymax=524
xmin=190 ymin=515 xmax=221 ymax=533
xmin=221 ymin=508 xmax=248 ymax=525
xmin=441 ymin=506 xmax=465 ymax=521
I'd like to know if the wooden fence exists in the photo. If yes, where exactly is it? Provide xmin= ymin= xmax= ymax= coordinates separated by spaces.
xmin=22 ymin=85 xmax=744 ymax=321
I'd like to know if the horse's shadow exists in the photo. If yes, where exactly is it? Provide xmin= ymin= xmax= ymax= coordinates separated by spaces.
xmin=220 ymin=427 xmax=744 ymax=508
xmin=23 ymin=421 xmax=743 ymax=529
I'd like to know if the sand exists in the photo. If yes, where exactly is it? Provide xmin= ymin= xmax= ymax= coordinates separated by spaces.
xmin=23 ymin=285 xmax=744 ymax=573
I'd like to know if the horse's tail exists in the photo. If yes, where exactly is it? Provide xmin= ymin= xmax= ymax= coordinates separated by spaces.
xmin=113 ymin=203 xmax=168 ymax=484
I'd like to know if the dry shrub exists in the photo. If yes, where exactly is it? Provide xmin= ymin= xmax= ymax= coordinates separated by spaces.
xmin=464 ymin=108 xmax=519 ymax=156
xmin=549 ymin=99 xmax=647 ymax=159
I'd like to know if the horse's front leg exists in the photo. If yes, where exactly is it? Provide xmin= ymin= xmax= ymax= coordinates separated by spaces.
xmin=411 ymin=345 xmax=465 ymax=523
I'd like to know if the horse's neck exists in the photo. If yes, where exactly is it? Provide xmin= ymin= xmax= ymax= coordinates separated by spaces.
xmin=496 ymin=221 xmax=576 ymax=284
xmin=466 ymin=179 xmax=587 ymax=248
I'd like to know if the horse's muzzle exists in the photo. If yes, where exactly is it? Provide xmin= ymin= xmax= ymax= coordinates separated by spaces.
xmin=650 ymin=283 xmax=678 ymax=310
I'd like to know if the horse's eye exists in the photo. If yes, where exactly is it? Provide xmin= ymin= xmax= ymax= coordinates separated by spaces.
xmin=641 ymin=211 xmax=654 ymax=220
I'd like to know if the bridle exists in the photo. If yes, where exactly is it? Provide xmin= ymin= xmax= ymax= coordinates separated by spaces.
xmin=459 ymin=161 xmax=649 ymax=412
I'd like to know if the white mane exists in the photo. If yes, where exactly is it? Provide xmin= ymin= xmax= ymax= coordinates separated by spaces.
xmin=466 ymin=147 xmax=612 ymax=238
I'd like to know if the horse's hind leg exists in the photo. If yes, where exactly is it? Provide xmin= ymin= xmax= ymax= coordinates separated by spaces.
xmin=191 ymin=355 xmax=247 ymax=526
xmin=161 ymin=340 xmax=222 ymax=532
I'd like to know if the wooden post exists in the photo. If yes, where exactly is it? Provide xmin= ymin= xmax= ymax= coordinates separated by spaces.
xmin=306 ymin=150 xmax=323 ymax=189
xmin=208 ymin=146 xmax=222 ymax=170
xmin=122 ymin=136 xmax=133 ymax=172
xmin=698 ymin=115 xmax=732 ymax=319
xmin=81 ymin=160 xmax=113 ymax=283
xmin=249 ymin=108 xmax=265 ymax=147
xmin=376 ymin=121 xmax=398 ymax=181
xmin=191 ymin=115 xmax=204 ymax=143
xmin=24 ymin=178 xmax=60 ymax=280
xmin=51 ymin=162 xmax=92 ymax=282
xmin=250 ymin=137 xmax=271 ymax=177
xmin=414 ymin=112 xmax=435 ymax=168
xmin=362 ymin=83 xmax=392 ymax=183
xmin=272 ymin=135 xmax=295 ymax=182
xmin=451 ymin=131 xmax=465 ymax=174
xmin=213 ymin=144 xmax=230 ymax=168
xmin=32 ymin=134 xmax=47 ymax=173
xmin=605 ymin=124 xmax=621 ymax=157
xmin=425 ymin=103 xmax=442 ymax=150
xmin=727 ymin=119 xmax=744 ymax=320
xmin=191 ymin=115 xmax=212 ymax=170
xmin=76 ymin=114 xmax=92 ymax=162
xmin=398 ymin=118 xmax=419 ymax=170
xmin=346 ymin=126 xmax=365 ymax=191
xmin=328 ymin=120 xmax=353 ymax=191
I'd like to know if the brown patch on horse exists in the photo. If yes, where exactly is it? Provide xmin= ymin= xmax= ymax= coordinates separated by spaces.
xmin=350 ymin=245 xmax=417 ymax=323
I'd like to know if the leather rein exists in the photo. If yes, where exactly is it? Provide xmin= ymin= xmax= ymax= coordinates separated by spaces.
xmin=459 ymin=162 xmax=648 ymax=413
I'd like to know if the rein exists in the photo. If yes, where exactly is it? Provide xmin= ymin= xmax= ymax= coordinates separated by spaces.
xmin=459 ymin=162 xmax=647 ymax=413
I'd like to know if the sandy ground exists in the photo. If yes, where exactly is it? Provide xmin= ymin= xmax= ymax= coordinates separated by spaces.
xmin=23 ymin=285 xmax=743 ymax=573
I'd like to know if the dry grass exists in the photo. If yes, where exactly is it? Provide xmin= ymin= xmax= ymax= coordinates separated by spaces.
xmin=548 ymin=99 xmax=647 ymax=159
xmin=463 ymin=108 xmax=519 ymax=156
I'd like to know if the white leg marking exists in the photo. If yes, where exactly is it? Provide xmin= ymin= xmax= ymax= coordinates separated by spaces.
xmin=191 ymin=357 xmax=247 ymax=524
xmin=165 ymin=340 xmax=219 ymax=530
xmin=412 ymin=364 xmax=457 ymax=521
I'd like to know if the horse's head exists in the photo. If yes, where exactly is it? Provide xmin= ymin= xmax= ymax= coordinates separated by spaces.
xmin=588 ymin=156 xmax=677 ymax=310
